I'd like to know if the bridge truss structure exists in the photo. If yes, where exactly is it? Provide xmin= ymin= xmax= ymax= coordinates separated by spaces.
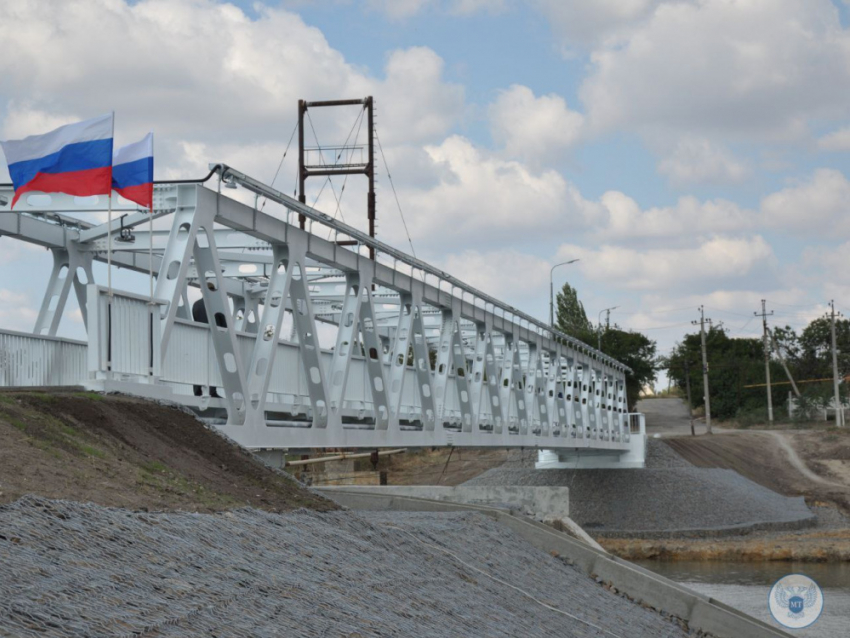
xmin=0 ymin=165 xmax=645 ymax=467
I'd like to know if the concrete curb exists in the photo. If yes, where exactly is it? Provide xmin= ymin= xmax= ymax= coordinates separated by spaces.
xmin=320 ymin=489 xmax=793 ymax=638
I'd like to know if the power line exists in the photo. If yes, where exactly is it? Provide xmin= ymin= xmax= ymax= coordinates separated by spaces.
xmin=764 ymin=300 xmax=822 ymax=309
xmin=260 ymin=120 xmax=299 ymax=212
xmin=374 ymin=126 xmax=417 ymax=260
xmin=624 ymin=321 xmax=692 ymax=331
xmin=704 ymin=307 xmax=753 ymax=318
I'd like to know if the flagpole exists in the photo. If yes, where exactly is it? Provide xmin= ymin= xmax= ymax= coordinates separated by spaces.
xmin=107 ymin=112 xmax=115 ymax=375
xmin=149 ymin=132 xmax=154 ymax=303
xmin=107 ymin=111 xmax=115 ymax=298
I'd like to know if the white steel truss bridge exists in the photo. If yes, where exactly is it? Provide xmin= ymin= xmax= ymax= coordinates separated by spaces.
xmin=0 ymin=165 xmax=645 ymax=467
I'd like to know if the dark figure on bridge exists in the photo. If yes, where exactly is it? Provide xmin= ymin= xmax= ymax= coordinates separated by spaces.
xmin=192 ymin=296 xmax=220 ymax=399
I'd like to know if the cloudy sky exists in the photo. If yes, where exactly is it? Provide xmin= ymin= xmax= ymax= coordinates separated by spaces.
xmin=2 ymin=0 xmax=850 ymax=386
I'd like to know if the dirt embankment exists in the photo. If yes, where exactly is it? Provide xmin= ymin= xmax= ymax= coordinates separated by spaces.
xmin=664 ymin=429 xmax=850 ymax=514
xmin=0 ymin=390 xmax=334 ymax=513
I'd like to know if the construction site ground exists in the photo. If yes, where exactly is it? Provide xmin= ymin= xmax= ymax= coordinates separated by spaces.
xmin=0 ymin=390 xmax=708 ymax=638
xmin=382 ymin=398 xmax=850 ymax=561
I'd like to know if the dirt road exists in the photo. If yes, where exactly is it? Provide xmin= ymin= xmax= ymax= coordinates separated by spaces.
xmin=641 ymin=398 xmax=850 ymax=514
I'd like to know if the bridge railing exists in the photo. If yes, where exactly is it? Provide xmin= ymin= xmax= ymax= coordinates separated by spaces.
xmin=0 ymin=329 xmax=87 ymax=387
xmin=87 ymin=286 xmax=165 ymax=382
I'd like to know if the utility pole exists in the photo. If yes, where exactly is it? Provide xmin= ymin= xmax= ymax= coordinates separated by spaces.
xmin=597 ymin=306 xmax=619 ymax=351
xmin=769 ymin=328 xmax=800 ymax=398
xmin=684 ymin=360 xmax=695 ymax=436
xmin=754 ymin=300 xmax=774 ymax=424
xmin=692 ymin=306 xmax=712 ymax=434
xmin=830 ymin=300 xmax=844 ymax=427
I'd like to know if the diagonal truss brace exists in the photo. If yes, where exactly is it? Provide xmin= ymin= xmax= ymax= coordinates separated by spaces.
xmin=193 ymin=225 xmax=248 ymax=425
xmin=409 ymin=293 xmax=437 ymax=431
xmin=386 ymin=293 xmax=414 ymax=427
xmin=326 ymin=273 xmax=363 ymax=418
xmin=245 ymin=245 xmax=293 ymax=423
xmin=357 ymin=274 xmax=391 ymax=430
xmin=34 ymin=245 xmax=94 ymax=336
xmin=288 ymin=256 xmax=329 ymax=428
xmin=528 ymin=343 xmax=549 ymax=436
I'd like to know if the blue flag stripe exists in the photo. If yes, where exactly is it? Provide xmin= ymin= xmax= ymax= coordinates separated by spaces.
xmin=8 ymin=139 xmax=113 ymax=189
xmin=112 ymin=157 xmax=153 ymax=189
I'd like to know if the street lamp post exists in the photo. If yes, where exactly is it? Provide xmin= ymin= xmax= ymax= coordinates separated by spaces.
xmin=549 ymin=259 xmax=580 ymax=328
xmin=597 ymin=306 xmax=619 ymax=351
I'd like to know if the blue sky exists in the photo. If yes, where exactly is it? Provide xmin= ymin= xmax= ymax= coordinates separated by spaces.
xmin=3 ymin=0 xmax=850 ymax=388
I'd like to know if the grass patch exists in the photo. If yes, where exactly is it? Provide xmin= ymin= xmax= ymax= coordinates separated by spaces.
xmin=136 ymin=467 xmax=242 ymax=508
xmin=28 ymin=392 xmax=57 ymax=403
xmin=141 ymin=460 xmax=168 ymax=474
xmin=32 ymin=438 xmax=62 ymax=459
xmin=59 ymin=424 xmax=79 ymax=437
xmin=73 ymin=391 xmax=105 ymax=402
xmin=77 ymin=443 xmax=106 ymax=459
xmin=0 ymin=395 xmax=16 ymax=405
xmin=9 ymin=418 xmax=27 ymax=432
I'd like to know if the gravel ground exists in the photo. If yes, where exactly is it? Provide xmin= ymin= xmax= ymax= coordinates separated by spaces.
xmin=645 ymin=438 xmax=694 ymax=468
xmin=465 ymin=465 xmax=814 ymax=536
xmin=0 ymin=496 xmax=690 ymax=638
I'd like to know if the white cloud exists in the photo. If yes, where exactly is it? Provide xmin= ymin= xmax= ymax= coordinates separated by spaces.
xmin=817 ymin=126 xmax=850 ymax=152
xmin=441 ymin=249 xmax=550 ymax=301
xmin=450 ymin=0 xmax=507 ymax=15
xmin=585 ymin=191 xmax=753 ymax=243
xmin=377 ymin=47 xmax=465 ymax=144
xmin=657 ymin=137 xmax=750 ymax=186
xmin=365 ymin=0 xmax=505 ymax=19
xmin=760 ymin=168 xmax=850 ymax=234
xmin=579 ymin=0 xmax=850 ymax=141
xmin=366 ymin=0 xmax=434 ymax=19
xmin=557 ymin=236 xmax=775 ymax=291
xmin=534 ymin=0 xmax=661 ymax=48
xmin=0 ymin=0 xmax=463 ymax=179
xmin=0 ymin=289 xmax=38 ymax=333
xmin=384 ymin=135 xmax=591 ymax=248
xmin=489 ymin=84 xmax=584 ymax=163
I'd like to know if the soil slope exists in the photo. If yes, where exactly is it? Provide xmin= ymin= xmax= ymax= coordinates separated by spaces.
xmin=0 ymin=390 xmax=334 ymax=513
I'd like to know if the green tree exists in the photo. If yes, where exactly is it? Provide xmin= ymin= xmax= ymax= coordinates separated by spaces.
xmin=596 ymin=326 xmax=658 ymax=410
xmin=666 ymin=326 xmax=785 ymax=420
xmin=798 ymin=316 xmax=850 ymax=380
xmin=554 ymin=284 xmax=658 ymax=411
xmin=555 ymin=282 xmax=592 ymax=339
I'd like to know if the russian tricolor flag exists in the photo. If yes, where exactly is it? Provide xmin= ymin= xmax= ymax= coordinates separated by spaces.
xmin=0 ymin=113 xmax=114 ymax=208
xmin=112 ymin=133 xmax=154 ymax=210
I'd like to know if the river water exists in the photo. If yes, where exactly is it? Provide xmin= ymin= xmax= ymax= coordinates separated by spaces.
xmin=634 ymin=561 xmax=850 ymax=637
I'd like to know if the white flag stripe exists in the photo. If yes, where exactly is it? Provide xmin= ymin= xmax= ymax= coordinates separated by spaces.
xmin=0 ymin=113 xmax=113 ymax=165
xmin=114 ymin=132 xmax=153 ymax=166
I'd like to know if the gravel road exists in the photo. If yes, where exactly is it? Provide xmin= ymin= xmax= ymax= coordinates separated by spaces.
xmin=0 ymin=496 xmax=690 ymax=638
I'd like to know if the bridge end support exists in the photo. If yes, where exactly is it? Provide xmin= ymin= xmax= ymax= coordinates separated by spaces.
xmin=536 ymin=413 xmax=646 ymax=469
